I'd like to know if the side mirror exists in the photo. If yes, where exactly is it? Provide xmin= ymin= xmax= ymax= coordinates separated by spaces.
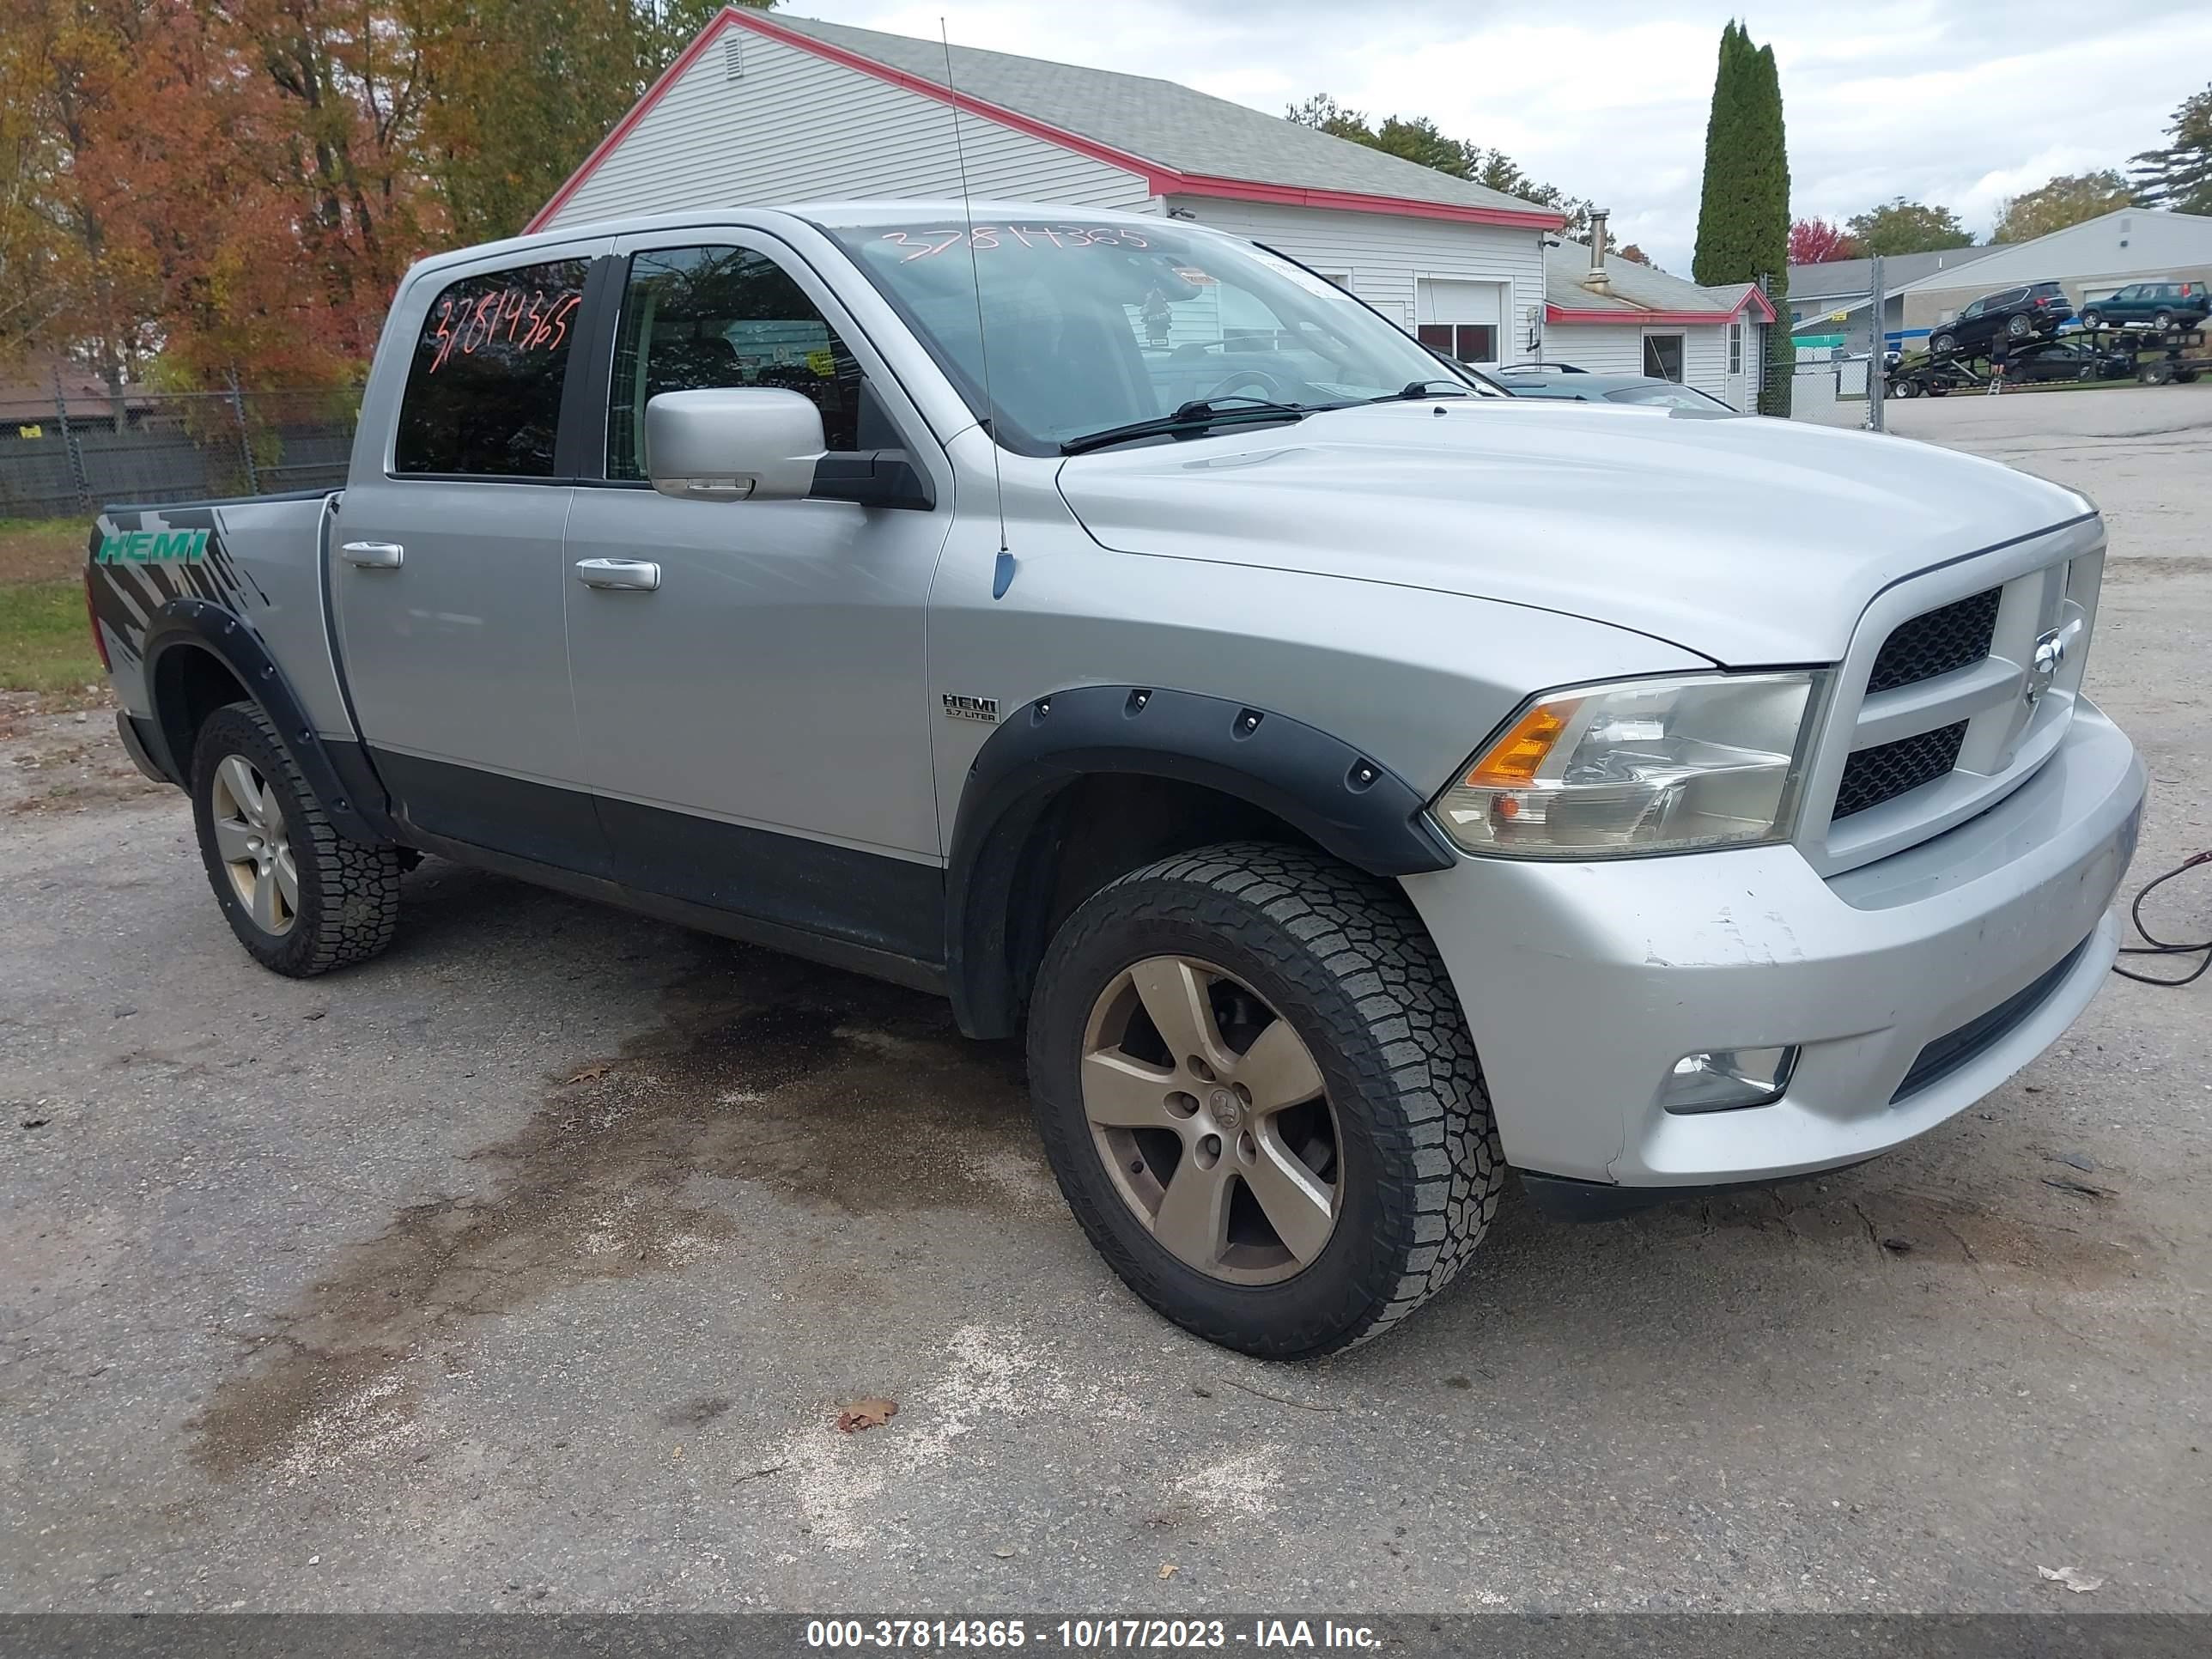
xmin=644 ymin=387 xmax=825 ymax=502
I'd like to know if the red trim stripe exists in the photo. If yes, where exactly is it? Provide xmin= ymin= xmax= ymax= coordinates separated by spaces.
xmin=526 ymin=7 xmax=1570 ymax=234
xmin=1168 ymin=173 xmax=1565 ymax=229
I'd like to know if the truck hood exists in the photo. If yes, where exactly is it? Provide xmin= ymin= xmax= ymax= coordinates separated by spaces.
xmin=1054 ymin=399 xmax=2094 ymax=665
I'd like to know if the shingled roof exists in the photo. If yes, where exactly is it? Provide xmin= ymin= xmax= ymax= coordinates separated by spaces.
xmin=1543 ymin=239 xmax=1776 ymax=323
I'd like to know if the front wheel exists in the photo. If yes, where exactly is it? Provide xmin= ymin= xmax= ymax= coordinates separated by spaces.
xmin=1893 ymin=376 xmax=1920 ymax=398
xmin=2153 ymin=309 xmax=2175 ymax=331
xmin=1929 ymin=331 xmax=1958 ymax=356
xmin=2079 ymin=309 xmax=2104 ymax=331
xmin=191 ymin=702 xmax=404 ymax=975
xmin=1027 ymin=842 xmax=1504 ymax=1358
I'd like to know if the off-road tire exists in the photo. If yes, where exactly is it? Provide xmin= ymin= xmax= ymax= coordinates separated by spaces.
xmin=190 ymin=701 xmax=403 ymax=976
xmin=1027 ymin=841 xmax=1504 ymax=1358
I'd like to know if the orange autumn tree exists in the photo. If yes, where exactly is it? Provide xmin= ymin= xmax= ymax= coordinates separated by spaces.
xmin=15 ymin=0 xmax=435 ymax=392
xmin=9 ymin=0 xmax=775 ymax=389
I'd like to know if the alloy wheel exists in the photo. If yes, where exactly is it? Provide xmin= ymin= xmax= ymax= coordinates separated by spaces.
xmin=1080 ymin=955 xmax=1341 ymax=1285
xmin=209 ymin=753 xmax=297 ymax=936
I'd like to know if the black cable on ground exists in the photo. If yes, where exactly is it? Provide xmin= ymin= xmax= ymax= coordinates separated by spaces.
xmin=2111 ymin=850 xmax=2212 ymax=987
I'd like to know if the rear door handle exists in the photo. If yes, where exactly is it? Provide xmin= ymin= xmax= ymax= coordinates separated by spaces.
xmin=575 ymin=557 xmax=662 ymax=592
xmin=340 ymin=540 xmax=404 ymax=569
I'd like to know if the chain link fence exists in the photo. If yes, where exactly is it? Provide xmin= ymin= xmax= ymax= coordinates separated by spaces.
xmin=1 ymin=376 xmax=359 ymax=520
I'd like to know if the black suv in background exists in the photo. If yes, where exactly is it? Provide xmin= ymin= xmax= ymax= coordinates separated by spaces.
xmin=1928 ymin=281 xmax=2074 ymax=356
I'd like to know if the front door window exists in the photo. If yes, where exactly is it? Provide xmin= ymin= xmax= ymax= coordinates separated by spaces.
xmin=606 ymin=245 xmax=864 ymax=480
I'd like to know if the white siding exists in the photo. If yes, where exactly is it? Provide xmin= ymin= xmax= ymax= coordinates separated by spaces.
xmin=544 ymin=21 xmax=1155 ymax=229
xmin=1543 ymin=320 xmax=1744 ymax=406
xmin=1546 ymin=325 xmax=1644 ymax=376
xmin=1167 ymin=197 xmax=1546 ymax=356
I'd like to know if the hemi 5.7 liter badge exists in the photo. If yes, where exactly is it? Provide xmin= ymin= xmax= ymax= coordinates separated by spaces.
xmin=942 ymin=693 xmax=1000 ymax=725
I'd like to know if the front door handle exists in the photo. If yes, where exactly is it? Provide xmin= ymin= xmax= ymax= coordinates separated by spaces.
xmin=340 ymin=540 xmax=404 ymax=569
xmin=575 ymin=557 xmax=662 ymax=592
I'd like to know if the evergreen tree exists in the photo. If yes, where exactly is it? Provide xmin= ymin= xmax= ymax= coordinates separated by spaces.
xmin=1692 ymin=23 xmax=1792 ymax=416
xmin=2131 ymin=85 xmax=2212 ymax=216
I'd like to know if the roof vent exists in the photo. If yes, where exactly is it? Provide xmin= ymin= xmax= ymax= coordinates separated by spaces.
xmin=724 ymin=32 xmax=744 ymax=81
xmin=1583 ymin=208 xmax=1612 ymax=295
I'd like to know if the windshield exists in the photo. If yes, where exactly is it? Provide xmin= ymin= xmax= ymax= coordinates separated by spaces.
xmin=816 ymin=215 xmax=1488 ymax=453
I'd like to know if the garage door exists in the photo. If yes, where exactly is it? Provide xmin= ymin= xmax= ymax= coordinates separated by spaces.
xmin=1416 ymin=278 xmax=1506 ymax=368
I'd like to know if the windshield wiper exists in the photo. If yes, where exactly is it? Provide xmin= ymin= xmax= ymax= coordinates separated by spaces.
xmin=1060 ymin=397 xmax=1313 ymax=456
xmin=1370 ymin=378 xmax=1476 ymax=402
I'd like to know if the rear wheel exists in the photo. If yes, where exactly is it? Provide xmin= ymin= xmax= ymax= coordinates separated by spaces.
xmin=2005 ymin=313 xmax=2034 ymax=341
xmin=1893 ymin=376 xmax=1920 ymax=398
xmin=191 ymin=702 xmax=403 ymax=975
xmin=1027 ymin=842 xmax=1504 ymax=1358
xmin=2140 ymin=361 xmax=2175 ymax=386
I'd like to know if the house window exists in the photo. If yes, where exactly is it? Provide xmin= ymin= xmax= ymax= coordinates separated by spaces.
xmin=1418 ymin=323 xmax=1498 ymax=364
xmin=1643 ymin=332 xmax=1686 ymax=382
xmin=1728 ymin=322 xmax=1743 ymax=375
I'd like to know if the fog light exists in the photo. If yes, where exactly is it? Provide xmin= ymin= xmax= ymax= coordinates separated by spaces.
xmin=1662 ymin=1046 xmax=1798 ymax=1115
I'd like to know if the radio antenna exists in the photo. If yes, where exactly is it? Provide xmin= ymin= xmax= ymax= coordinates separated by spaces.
xmin=941 ymin=19 xmax=1008 ymax=559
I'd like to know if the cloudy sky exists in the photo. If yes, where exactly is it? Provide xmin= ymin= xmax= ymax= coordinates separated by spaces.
xmin=791 ymin=0 xmax=2212 ymax=270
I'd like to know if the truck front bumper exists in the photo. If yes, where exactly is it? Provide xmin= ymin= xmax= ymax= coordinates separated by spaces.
xmin=1401 ymin=700 xmax=2145 ymax=1203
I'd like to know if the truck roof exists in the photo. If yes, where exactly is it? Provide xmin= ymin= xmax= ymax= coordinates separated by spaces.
xmin=397 ymin=200 xmax=1170 ymax=283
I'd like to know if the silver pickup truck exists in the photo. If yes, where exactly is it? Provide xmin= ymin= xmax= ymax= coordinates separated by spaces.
xmin=87 ymin=201 xmax=2145 ymax=1358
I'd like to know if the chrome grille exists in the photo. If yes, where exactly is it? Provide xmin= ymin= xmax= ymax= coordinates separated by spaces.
xmin=1833 ymin=721 xmax=1967 ymax=819
xmin=1865 ymin=587 xmax=2000 ymax=695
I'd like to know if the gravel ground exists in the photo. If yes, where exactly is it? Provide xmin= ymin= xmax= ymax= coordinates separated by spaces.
xmin=3 ymin=390 xmax=2207 ymax=1614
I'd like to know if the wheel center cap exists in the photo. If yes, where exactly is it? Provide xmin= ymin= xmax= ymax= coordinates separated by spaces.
xmin=1207 ymin=1088 xmax=1241 ymax=1128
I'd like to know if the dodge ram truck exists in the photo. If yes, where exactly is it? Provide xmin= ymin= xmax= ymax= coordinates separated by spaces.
xmin=88 ymin=202 xmax=2146 ymax=1357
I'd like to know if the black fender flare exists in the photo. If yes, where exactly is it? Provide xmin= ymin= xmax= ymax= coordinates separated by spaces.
xmin=139 ymin=597 xmax=395 ymax=846
xmin=944 ymin=684 xmax=1456 ymax=1037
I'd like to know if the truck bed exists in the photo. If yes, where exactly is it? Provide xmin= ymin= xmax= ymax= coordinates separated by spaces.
xmin=88 ymin=489 xmax=356 ymax=753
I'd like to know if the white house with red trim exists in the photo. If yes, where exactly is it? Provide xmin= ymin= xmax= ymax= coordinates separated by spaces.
xmin=1540 ymin=228 xmax=1777 ymax=410
xmin=529 ymin=9 xmax=1566 ymax=369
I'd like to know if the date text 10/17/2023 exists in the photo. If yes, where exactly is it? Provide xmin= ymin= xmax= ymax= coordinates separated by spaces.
xmin=804 ymin=1620 xmax=1382 ymax=1650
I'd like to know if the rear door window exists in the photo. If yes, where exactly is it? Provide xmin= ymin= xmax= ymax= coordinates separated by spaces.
xmin=393 ymin=258 xmax=589 ymax=477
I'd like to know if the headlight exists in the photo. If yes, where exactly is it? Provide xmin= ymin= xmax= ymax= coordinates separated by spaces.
xmin=1433 ymin=671 xmax=1825 ymax=858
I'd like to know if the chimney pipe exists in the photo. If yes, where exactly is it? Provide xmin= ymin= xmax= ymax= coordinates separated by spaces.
xmin=1583 ymin=209 xmax=1612 ymax=293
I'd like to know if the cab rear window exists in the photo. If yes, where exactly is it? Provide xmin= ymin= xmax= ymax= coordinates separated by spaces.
xmin=394 ymin=259 xmax=589 ymax=477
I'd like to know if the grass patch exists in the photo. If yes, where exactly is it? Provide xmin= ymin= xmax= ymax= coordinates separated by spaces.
xmin=0 ymin=516 xmax=89 ymax=585
xmin=0 ymin=578 xmax=100 ymax=695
